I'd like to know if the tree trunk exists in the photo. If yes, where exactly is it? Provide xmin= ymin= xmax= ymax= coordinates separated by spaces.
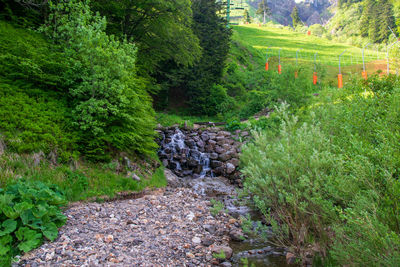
xmin=263 ymin=10 xmax=266 ymax=24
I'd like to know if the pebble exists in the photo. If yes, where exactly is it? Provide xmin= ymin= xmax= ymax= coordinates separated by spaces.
xmin=15 ymin=188 xmax=232 ymax=266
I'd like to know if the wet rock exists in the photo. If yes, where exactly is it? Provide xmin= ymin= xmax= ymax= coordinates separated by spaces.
xmin=211 ymin=160 xmax=223 ymax=168
xmin=226 ymin=163 xmax=235 ymax=174
xmin=213 ymin=167 xmax=225 ymax=175
xmin=185 ymin=139 xmax=195 ymax=148
xmin=210 ymin=153 xmax=218 ymax=160
xmin=188 ymin=158 xmax=198 ymax=168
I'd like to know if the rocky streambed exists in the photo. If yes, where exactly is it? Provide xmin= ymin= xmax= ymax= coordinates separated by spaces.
xmin=16 ymin=126 xmax=292 ymax=266
xmin=15 ymin=169 xmax=291 ymax=267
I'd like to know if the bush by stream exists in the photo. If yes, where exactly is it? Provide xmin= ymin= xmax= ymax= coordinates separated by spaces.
xmin=241 ymin=75 xmax=400 ymax=265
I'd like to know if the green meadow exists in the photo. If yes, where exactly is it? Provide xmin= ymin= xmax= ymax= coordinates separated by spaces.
xmin=232 ymin=24 xmax=393 ymax=85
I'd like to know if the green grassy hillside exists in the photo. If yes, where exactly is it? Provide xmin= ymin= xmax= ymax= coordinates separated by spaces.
xmin=232 ymin=24 xmax=392 ymax=85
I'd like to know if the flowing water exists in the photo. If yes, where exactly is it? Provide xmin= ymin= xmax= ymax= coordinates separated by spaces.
xmin=159 ymin=128 xmax=292 ymax=267
xmin=159 ymin=129 xmax=213 ymax=178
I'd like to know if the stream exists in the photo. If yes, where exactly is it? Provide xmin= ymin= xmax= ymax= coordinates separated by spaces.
xmin=159 ymin=128 xmax=292 ymax=266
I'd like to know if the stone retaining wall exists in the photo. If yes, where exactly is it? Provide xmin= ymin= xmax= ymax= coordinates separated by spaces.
xmin=157 ymin=127 xmax=250 ymax=185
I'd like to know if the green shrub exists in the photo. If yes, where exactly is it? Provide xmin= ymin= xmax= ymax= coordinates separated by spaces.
xmin=241 ymin=75 xmax=400 ymax=265
xmin=41 ymin=0 xmax=157 ymax=160
xmin=0 ymin=79 xmax=75 ymax=156
xmin=0 ymin=21 xmax=75 ymax=157
xmin=0 ymin=180 xmax=67 ymax=266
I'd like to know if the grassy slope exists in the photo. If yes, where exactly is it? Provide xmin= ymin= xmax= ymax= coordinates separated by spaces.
xmin=233 ymin=24 xmax=390 ymax=85
xmin=0 ymin=21 xmax=166 ymax=200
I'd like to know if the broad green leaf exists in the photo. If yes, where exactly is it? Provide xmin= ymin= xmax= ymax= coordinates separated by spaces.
xmin=16 ymin=227 xmax=42 ymax=252
xmin=1 ymin=206 xmax=18 ymax=219
xmin=32 ymin=204 xmax=48 ymax=218
xmin=0 ymin=219 xmax=17 ymax=236
xmin=41 ymin=222 xmax=58 ymax=241
xmin=0 ymin=235 xmax=12 ymax=256
xmin=13 ymin=202 xmax=34 ymax=215
xmin=18 ymin=237 xmax=42 ymax=253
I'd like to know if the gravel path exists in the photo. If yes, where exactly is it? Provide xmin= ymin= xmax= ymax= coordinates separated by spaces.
xmin=16 ymin=187 xmax=237 ymax=267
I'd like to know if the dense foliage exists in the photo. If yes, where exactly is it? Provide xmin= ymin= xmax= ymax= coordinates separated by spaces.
xmin=90 ymin=0 xmax=201 ymax=78
xmin=0 ymin=180 xmax=67 ymax=266
xmin=156 ymin=0 xmax=232 ymax=115
xmin=241 ymin=75 xmax=400 ymax=265
xmin=0 ymin=21 xmax=75 ymax=159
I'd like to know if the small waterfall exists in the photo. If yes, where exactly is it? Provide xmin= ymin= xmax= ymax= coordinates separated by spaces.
xmin=159 ymin=129 xmax=213 ymax=178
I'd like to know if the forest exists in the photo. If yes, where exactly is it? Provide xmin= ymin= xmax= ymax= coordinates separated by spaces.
xmin=0 ymin=0 xmax=400 ymax=266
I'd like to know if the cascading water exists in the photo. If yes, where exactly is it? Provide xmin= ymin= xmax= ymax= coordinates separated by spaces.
xmin=159 ymin=128 xmax=213 ymax=178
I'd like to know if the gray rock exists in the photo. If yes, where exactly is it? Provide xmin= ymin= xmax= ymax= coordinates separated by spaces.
xmin=213 ymin=167 xmax=225 ymax=175
xmin=192 ymin=237 xmax=201 ymax=244
xmin=215 ymin=136 xmax=225 ymax=142
xmin=201 ymin=134 xmax=210 ymax=142
xmin=219 ymin=153 xmax=231 ymax=162
xmin=185 ymin=139 xmax=195 ymax=148
xmin=215 ymin=146 xmax=226 ymax=154
xmin=162 ymin=159 xmax=169 ymax=167
xmin=229 ymin=158 xmax=240 ymax=167
xmin=164 ymin=169 xmax=181 ymax=188
xmin=229 ymin=229 xmax=244 ymax=242
xmin=209 ymin=153 xmax=218 ymax=160
xmin=211 ymin=160 xmax=223 ymax=168
xmin=131 ymin=173 xmax=141 ymax=182
xmin=202 ymin=237 xmax=214 ymax=246
xmin=208 ymin=140 xmax=217 ymax=146
xmin=226 ymin=163 xmax=235 ymax=174
xmin=203 ymin=224 xmax=216 ymax=234
xmin=211 ymin=245 xmax=233 ymax=259
xmin=196 ymin=140 xmax=205 ymax=148
xmin=220 ymin=262 xmax=232 ymax=267
xmin=205 ymin=144 xmax=214 ymax=153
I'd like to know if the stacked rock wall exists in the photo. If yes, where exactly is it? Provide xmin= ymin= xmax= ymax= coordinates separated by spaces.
xmin=157 ymin=127 xmax=250 ymax=185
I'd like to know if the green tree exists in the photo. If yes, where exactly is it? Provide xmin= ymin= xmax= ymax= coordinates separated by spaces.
xmin=243 ymin=9 xmax=251 ymax=24
xmin=290 ymin=6 xmax=301 ymax=28
xmin=256 ymin=0 xmax=270 ymax=24
xmin=42 ymin=0 xmax=157 ymax=160
xmin=379 ymin=0 xmax=396 ymax=42
xmin=90 ymin=0 xmax=201 ymax=78
xmin=360 ymin=0 xmax=374 ymax=37
xmin=157 ymin=0 xmax=231 ymax=115
xmin=368 ymin=2 xmax=380 ymax=43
